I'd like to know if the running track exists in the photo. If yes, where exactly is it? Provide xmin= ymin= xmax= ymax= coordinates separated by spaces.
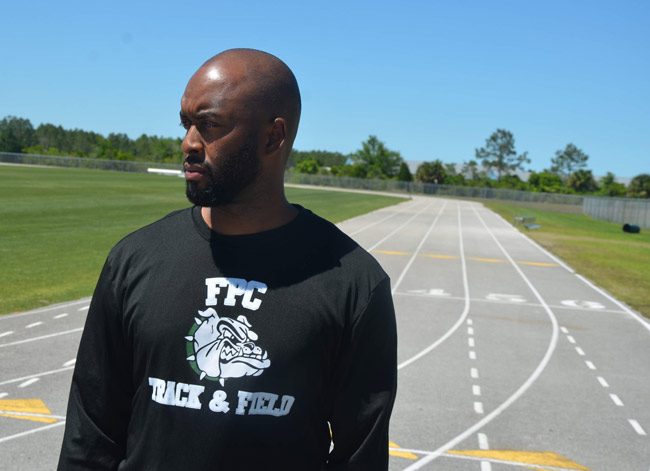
xmin=0 ymin=196 xmax=648 ymax=470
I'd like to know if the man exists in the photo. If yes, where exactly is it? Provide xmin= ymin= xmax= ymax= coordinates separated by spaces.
xmin=58 ymin=49 xmax=397 ymax=470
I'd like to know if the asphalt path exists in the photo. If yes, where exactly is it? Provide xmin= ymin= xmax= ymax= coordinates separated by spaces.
xmin=1 ymin=196 xmax=649 ymax=470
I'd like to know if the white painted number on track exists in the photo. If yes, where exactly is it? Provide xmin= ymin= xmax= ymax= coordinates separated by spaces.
xmin=561 ymin=300 xmax=605 ymax=310
xmin=407 ymin=289 xmax=451 ymax=297
xmin=486 ymin=293 xmax=526 ymax=303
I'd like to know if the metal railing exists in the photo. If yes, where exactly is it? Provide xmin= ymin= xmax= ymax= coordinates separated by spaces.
xmin=583 ymin=196 xmax=650 ymax=228
xmin=0 ymin=152 xmax=180 ymax=173
xmin=284 ymin=172 xmax=584 ymax=205
xmin=5 ymin=152 xmax=649 ymax=227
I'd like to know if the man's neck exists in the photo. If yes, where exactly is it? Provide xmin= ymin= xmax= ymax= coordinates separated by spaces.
xmin=200 ymin=194 xmax=299 ymax=235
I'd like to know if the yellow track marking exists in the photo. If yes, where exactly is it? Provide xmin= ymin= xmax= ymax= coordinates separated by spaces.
xmin=519 ymin=261 xmax=559 ymax=267
xmin=470 ymin=257 xmax=505 ymax=263
xmin=388 ymin=441 xmax=418 ymax=460
xmin=372 ymin=250 xmax=558 ymax=268
xmin=447 ymin=450 xmax=589 ymax=470
xmin=422 ymin=253 xmax=457 ymax=260
xmin=0 ymin=399 xmax=59 ymax=424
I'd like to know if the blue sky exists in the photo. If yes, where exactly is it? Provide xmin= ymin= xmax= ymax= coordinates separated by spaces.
xmin=1 ymin=0 xmax=648 ymax=177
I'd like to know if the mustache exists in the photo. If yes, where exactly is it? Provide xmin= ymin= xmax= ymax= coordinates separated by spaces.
xmin=183 ymin=154 xmax=211 ymax=169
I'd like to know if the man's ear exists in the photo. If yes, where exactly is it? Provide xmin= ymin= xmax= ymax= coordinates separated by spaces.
xmin=265 ymin=118 xmax=286 ymax=155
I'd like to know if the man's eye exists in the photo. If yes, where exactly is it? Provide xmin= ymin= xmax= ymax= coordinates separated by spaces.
xmin=179 ymin=119 xmax=191 ymax=130
xmin=201 ymin=121 xmax=219 ymax=129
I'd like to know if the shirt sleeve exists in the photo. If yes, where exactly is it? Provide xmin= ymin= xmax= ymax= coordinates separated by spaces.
xmin=58 ymin=256 xmax=134 ymax=470
xmin=326 ymin=276 xmax=398 ymax=470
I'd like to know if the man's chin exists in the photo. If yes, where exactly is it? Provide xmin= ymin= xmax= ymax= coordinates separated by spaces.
xmin=185 ymin=182 xmax=233 ymax=207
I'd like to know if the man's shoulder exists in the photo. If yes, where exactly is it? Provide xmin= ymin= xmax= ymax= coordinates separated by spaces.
xmin=300 ymin=209 xmax=388 ymax=281
xmin=108 ymin=207 xmax=193 ymax=260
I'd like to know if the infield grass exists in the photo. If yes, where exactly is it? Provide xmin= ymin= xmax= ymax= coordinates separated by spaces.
xmin=485 ymin=200 xmax=650 ymax=319
xmin=0 ymin=165 xmax=404 ymax=314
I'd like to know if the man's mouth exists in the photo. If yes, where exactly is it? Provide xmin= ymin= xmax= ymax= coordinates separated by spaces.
xmin=184 ymin=164 xmax=207 ymax=181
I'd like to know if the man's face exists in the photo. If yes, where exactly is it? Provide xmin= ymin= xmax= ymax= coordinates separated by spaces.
xmin=180 ymin=63 xmax=262 ymax=207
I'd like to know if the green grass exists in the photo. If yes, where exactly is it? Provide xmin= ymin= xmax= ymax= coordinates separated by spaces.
xmin=485 ymin=200 xmax=650 ymax=319
xmin=0 ymin=165 xmax=404 ymax=314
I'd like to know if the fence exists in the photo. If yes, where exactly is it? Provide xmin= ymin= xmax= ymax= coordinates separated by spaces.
xmin=0 ymin=152 xmax=180 ymax=173
xmin=284 ymin=172 xmax=584 ymax=205
xmin=583 ymin=196 xmax=650 ymax=228
xmin=5 ymin=152 xmax=649 ymax=226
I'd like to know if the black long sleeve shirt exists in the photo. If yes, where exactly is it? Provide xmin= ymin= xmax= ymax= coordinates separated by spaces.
xmin=58 ymin=205 xmax=397 ymax=470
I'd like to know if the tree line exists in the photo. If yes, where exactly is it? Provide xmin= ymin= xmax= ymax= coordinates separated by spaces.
xmin=291 ymin=129 xmax=649 ymax=198
xmin=1 ymin=116 xmax=648 ymax=198
xmin=0 ymin=116 xmax=182 ymax=163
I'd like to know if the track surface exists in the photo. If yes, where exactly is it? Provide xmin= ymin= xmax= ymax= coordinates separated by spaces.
xmin=1 ymin=197 xmax=648 ymax=470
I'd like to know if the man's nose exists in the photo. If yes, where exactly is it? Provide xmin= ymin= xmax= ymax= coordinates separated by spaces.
xmin=181 ymin=125 xmax=203 ymax=155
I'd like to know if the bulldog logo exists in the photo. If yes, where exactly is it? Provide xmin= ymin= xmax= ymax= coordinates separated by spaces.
xmin=185 ymin=308 xmax=271 ymax=385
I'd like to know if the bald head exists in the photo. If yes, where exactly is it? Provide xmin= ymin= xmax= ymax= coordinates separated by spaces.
xmin=183 ymin=49 xmax=301 ymax=157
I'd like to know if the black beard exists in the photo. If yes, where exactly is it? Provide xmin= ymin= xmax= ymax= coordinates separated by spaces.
xmin=185 ymin=139 xmax=260 ymax=207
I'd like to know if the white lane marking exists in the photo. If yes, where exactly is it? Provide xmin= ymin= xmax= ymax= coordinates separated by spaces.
xmin=486 ymin=293 xmax=526 ymax=303
xmin=53 ymin=313 xmax=68 ymax=319
xmin=0 ymin=366 xmax=74 ymax=387
xmin=63 ymin=359 xmax=76 ymax=367
xmin=0 ymin=409 xmax=66 ymax=420
xmin=349 ymin=201 xmax=422 ymax=236
xmin=597 ymin=376 xmax=609 ymax=388
xmin=404 ymin=205 xmax=560 ymax=470
xmin=473 ymin=402 xmax=484 ymax=414
xmin=566 ymin=335 xmax=576 ymax=344
xmin=493 ymin=210 xmax=650 ymax=335
xmin=0 ymin=393 xmax=8 ymax=399
xmin=0 ymin=328 xmax=83 ymax=348
xmin=470 ymin=368 xmax=479 ymax=379
xmin=585 ymin=361 xmax=596 ymax=370
xmin=0 ymin=331 xmax=13 ymax=338
xmin=398 ymin=203 xmax=470 ymax=370
xmin=472 ymin=385 xmax=481 ymax=396
xmin=467 ymin=327 xmax=474 ymax=335
xmin=391 ymin=201 xmax=447 ymax=295
xmin=560 ymin=326 xmax=569 ymax=334
xmin=610 ymin=394 xmax=624 ymax=406
xmin=368 ymin=201 xmax=436 ymax=252
xmin=477 ymin=433 xmax=489 ymax=450
xmin=25 ymin=322 xmax=43 ymax=329
xmin=467 ymin=319 xmax=473 ymax=326
xmin=77 ymin=305 xmax=89 ymax=311
xmin=575 ymin=347 xmax=585 ymax=356
xmin=480 ymin=461 xmax=492 ymax=471
xmin=468 ymin=338 xmax=475 ymax=348
xmin=0 ymin=298 xmax=90 ymax=321
xmin=628 ymin=419 xmax=646 ymax=436
xmin=0 ymin=421 xmax=66 ymax=444
xmin=575 ymin=274 xmax=650 ymax=334
xmin=395 ymin=292 xmax=627 ymax=314
xmin=18 ymin=378 xmax=39 ymax=388
xmin=469 ymin=351 xmax=477 ymax=360
xmin=561 ymin=299 xmax=605 ymax=310
xmin=490 ymin=211 xmax=574 ymax=273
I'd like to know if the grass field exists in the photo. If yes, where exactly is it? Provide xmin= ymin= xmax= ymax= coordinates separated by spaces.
xmin=485 ymin=200 xmax=650 ymax=319
xmin=0 ymin=165 xmax=404 ymax=315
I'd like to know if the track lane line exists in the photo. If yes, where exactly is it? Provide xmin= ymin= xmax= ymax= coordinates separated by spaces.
xmin=0 ymin=421 xmax=66 ymax=444
xmin=348 ymin=199 xmax=425 ymax=236
xmin=0 ymin=328 xmax=83 ymax=348
xmin=0 ymin=298 xmax=90 ymax=321
xmin=0 ymin=366 xmax=75 ymax=387
xmin=397 ymin=202 xmax=470 ymax=370
xmin=367 ymin=200 xmax=437 ymax=252
xmin=391 ymin=201 xmax=448 ymax=295
xmin=487 ymin=208 xmax=650 ymax=334
xmin=403 ymin=203 xmax=559 ymax=470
